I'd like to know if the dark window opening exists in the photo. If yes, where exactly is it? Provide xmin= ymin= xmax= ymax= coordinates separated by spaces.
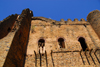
xmin=58 ymin=38 xmax=65 ymax=48
xmin=52 ymin=22 xmax=55 ymax=25
xmin=7 ymin=28 xmax=11 ymax=32
xmin=78 ymin=37 xmax=88 ymax=51
xmin=38 ymin=39 xmax=45 ymax=47
xmin=38 ymin=39 xmax=45 ymax=55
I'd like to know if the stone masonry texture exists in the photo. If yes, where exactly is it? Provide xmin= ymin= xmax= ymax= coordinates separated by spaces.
xmin=0 ymin=9 xmax=100 ymax=67
xmin=3 ymin=8 xmax=33 ymax=67
xmin=87 ymin=10 xmax=100 ymax=39
xmin=0 ymin=14 xmax=18 ymax=39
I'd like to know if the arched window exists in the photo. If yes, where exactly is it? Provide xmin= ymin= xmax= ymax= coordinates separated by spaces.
xmin=58 ymin=38 xmax=65 ymax=48
xmin=38 ymin=39 xmax=45 ymax=46
xmin=38 ymin=39 xmax=45 ymax=55
xmin=78 ymin=37 xmax=88 ymax=51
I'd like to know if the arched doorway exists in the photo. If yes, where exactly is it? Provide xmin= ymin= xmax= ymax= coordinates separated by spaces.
xmin=58 ymin=38 xmax=65 ymax=48
xmin=38 ymin=39 xmax=45 ymax=55
xmin=78 ymin=37 xmax=88 ymax=51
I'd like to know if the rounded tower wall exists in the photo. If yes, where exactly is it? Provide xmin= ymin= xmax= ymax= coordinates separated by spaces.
xmin=87 ymin=10 xmax=100 ymax=38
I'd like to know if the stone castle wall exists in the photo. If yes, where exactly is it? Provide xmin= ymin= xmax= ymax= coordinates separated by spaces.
xmin=0 ymin=9 xmax=100 ymax=67
xmin=27 ymin=17 xmax=100 ymax=55
xmin=25 ymin=17 xmax=100 ymax=67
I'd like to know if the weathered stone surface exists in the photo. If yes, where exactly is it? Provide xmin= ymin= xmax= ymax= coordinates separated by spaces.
xmin=0 ymin=14 xmax=18 ymax=39
xmin=25 ymin=16 xmax=100 ymax=67
xmin=3 ymin=8 xmax=33 ymax=67
xmin=0 ymin=9 xmax=100 ymax=67
xmin=87 ymin=10 xmax=100 ymax=39
xmin=0 ymin=32 xmax=16 ymax=67
xmin=27 ymin=19 xmax=97 ymax=55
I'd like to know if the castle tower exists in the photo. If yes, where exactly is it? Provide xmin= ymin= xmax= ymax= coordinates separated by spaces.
xmin=87 ymin=10 xmax=100 ymax=38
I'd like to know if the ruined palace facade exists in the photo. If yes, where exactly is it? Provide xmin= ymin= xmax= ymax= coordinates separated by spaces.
xmin=0 ymin=9 xmax=100 ymax=67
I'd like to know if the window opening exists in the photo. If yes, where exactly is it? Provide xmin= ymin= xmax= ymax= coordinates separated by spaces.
xmin=58 ymin=38 xmax=65 ymax=48
xmin=38 ymin=39 xmax=45 ymax=55
xmin=78 ymin=37 xmax=88 ymax=51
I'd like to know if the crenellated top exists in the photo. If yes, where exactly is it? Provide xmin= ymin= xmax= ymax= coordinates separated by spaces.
xmin=74 ymin=18 xmax=78 ymax=21
xmin=66 ymin=18 xmax=89 ymax=25
xmin=31 ymin=17 xmax=90 ymax=26
xmin=60 ymin=19 xmax=64 ymax=22
xmin=80 ymin=18 xmax=85 ymax=21
xmin=67 ymin=19 xmax=72 ymax=22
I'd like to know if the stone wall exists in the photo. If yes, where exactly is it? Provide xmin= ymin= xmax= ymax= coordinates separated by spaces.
xmin=3 ymin=8 xmax=33 ymax=67
xmin=0 ymin=14 xmax=18 ymax=39
xmin=0 ymin=32 xmax=16 ymax=67
xmin=87 ymin=10 xmax=100 ymax=65
xmin=26 ymin=18 xmax=98 ymax=55
xmin=0 ymin=9 xmax=100 ymax=67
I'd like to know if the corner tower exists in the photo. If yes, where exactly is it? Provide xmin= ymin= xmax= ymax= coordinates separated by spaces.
xmin=87 ymin=10 xmax=100 ymax=38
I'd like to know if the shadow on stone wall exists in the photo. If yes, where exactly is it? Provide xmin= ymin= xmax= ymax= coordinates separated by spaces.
xmin=3 ymin=8 xmax=33 ymax=67
xmin=0 ymin=14 xmax=18 ymax=39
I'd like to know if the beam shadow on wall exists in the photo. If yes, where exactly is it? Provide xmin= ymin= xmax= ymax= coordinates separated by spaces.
xmin=51 ymin=49 xmax=100 ymax=66
xmin=94 ymin=49 xmax=100 ymax=64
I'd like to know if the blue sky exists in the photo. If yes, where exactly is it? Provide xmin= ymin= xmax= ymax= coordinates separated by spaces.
xmin=0 ymin=0 xmax=100 ymax=21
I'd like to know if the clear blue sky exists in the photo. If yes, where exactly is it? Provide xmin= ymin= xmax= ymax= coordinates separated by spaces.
xmin=0 ymin=0 xmax=100 ymax=21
